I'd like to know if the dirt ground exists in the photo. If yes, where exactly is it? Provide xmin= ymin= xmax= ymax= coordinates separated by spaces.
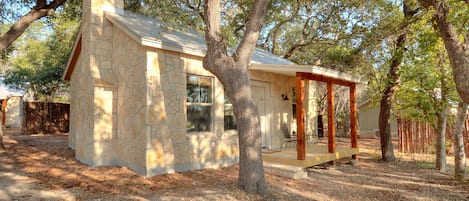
xmin=1 ymin=132 xmax=469 ymax=201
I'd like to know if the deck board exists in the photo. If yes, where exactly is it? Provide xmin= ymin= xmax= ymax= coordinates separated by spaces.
xmin=262 ymin=144 xmax=358 ymax=168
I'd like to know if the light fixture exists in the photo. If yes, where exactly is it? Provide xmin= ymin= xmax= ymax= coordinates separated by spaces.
xmin=281 ymin=94 xmax=289 ymax=101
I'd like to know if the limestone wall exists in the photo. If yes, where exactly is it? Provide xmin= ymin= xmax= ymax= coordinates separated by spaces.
xmin=69 ymin=40 xmax=96 ymax=164
xmin=4 ymin=96 xmax=23 ymax=128
xmin=143 ymin=50 xmax=239 ymax=176
xmin=111 ymin=27 xmax=148 ymax=174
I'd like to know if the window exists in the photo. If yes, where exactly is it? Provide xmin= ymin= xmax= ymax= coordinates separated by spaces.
xmin=224 ymin=93 xmax=237 ymax=130
xmin=186 ymin=75 xmax=213 ymax=132
xmin=292 ymin=87 xmax=296 ymax=119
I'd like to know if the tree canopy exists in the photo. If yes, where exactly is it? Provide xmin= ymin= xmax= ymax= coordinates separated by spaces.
xmin=1 ymin=1 xmax=80 ymax=101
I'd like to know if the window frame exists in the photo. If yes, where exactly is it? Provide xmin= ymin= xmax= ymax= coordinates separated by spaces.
xmin=186 ymin=74 xmax=214 ymax=133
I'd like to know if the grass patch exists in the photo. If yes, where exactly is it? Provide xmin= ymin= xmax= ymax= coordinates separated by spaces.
xmin=415 ymin=160 xmax=435 ymax=170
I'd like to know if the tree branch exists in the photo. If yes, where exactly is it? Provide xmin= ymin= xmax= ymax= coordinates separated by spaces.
xmin=233 ymin=0 xmax=270 ymax=63
xmin=263 ymin=0 xmax=300 ymax=54
xmin=0 ymin=0 xmax=66 ymax=52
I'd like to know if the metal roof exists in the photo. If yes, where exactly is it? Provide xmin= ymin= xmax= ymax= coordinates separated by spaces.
xmin=104 ymin=11 xmax=294 ymax=65
xmin=64 ymin=9 xmax=365 ymax=85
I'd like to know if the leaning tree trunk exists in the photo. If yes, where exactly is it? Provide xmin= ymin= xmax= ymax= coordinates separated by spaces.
xmin=418 ymin=0 xmax=469 ymax=104
xmin=202 ymin=0 xmax=269 ymax=195
xmin=379 ymin=88 xmax=397 ymax=162
xmin=435 ymin=108 xmax=448 ymax=172
xmin=453 ymin=100 xmax=467 ymax=180
xmin=379 ymin=0 xmax=415 ymax=162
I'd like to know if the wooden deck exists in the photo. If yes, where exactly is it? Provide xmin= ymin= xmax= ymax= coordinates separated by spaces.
xmin=262 ymin=144 xmax=359 ymax=168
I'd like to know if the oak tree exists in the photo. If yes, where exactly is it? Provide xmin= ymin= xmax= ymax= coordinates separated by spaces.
xmin=417 ymin=0 xmax=469 ymax=104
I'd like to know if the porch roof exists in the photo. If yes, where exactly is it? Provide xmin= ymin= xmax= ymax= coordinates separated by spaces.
xmin=249 ymin=64 xmax=366 ymax=86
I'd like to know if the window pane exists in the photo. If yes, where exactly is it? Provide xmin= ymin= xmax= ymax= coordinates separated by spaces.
xmin=199 ymin=77 xmax=212 ymax=103
xmin=187 ymin=75 xmax=199 ymax=103
xmin=224 ymin=92 xmax=237 ymax=130
xmin=292 ymin=87 xmax=296 ymax=103
xmin=224 ymin=104 xmax=237 ymax=130
xmin=187 ymin=105 xmax=212 ymax=132
xmin=292 ymin=103 xmax=297 ymax=119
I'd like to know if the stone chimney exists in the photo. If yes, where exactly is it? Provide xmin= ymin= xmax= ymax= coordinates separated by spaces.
xmin=81 ymin=0 xmax=123 ymax=83
xmin=78 ymin=0 xmax=123 ymax=166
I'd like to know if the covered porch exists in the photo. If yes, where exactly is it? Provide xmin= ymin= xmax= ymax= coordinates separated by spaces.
xmin=250 ymin=63 xmax=364 ymax=173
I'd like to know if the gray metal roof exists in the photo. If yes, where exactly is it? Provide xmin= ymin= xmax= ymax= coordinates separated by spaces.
xmin=102 ymin=10 xmax=365 ymax=85
xmin=104 ymin=10 xmax=294 ymax=65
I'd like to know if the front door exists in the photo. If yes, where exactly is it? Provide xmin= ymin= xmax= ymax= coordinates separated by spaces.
xmin=251 ymin=81 xmax=271 ymax=148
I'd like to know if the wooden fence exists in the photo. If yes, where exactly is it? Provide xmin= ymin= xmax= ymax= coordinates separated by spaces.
xmin=397 ymin=116 xmax=469 ymax=155
xmin=22 ymin=102 xmax=70 ymax=134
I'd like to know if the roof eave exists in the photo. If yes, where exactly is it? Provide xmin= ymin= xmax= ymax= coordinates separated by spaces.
xmin=141 ymin=38 xmax=206 ymax=57
xmin=63 ymin=33 xmax=82 ymax=81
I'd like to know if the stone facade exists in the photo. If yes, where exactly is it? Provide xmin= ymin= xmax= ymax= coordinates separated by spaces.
xmin=66 ymin=0 xmax=317 ymax=177
xmin=3 ymin=96 xmax=23 ymax=128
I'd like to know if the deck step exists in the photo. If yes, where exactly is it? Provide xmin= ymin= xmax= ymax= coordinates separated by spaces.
xmin=263 ymin=162 xmax=307 ymax=179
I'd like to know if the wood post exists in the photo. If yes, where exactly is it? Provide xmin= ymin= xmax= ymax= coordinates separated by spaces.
xmin=296 ymin=75 xmax=306 ymax=160
xmin=327 ymin=82 xmax=335 ymax=165
xmin=350 ymin=84 xmax=358 ymax=160
xmin=1 ymin=99 xmax=7 ymax=126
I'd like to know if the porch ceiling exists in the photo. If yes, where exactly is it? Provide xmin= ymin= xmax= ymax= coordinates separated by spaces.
xmin=249 ymin=63 xmax=366 ymax=85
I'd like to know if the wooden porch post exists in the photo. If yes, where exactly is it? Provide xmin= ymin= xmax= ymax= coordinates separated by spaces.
xmin=1 ymin=99 xmax=7 ymax=126
xmin=296 ymin=75 xmax=305 ymax=160
xmin=350 ymin=83 xmax=358 ymax=160
xmin=327 ymin=82 xmax=335 ymax=165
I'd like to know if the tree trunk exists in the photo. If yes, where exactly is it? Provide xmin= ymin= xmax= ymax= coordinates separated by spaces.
xmin=418 ymin=0 xmax=469 ymax=104
xmin=453 ymin=100 xmax=467 ymax=180
xmin=202 ymin=0 xmax=269 ymax=195
xmin=435 ymin=108 xmax=448 ymax=172
xmin=231 ymin=77 xmax=267 ymax=194
xmin=435 ymin=49 xmax=449 ymax=172
xmin=379 ymin=0 xmax=415 ymax=162
xmin=379 ymin=90 xmax=396 ymax=161
xmin=0 ymin=0 xmax=66 ymax=52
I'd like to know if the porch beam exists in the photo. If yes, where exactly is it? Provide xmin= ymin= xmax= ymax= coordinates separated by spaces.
xmin=297 ymin=72 xmax=355 ymax=87
xmin=327 ymin=82 xmax=336 ymax=165
xmin=350 ymin=83 xmax=358 ymax=159
xmin=296 ymin=75 xmax=306 ymax=160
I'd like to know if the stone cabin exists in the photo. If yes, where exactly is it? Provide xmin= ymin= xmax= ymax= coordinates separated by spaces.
xmin=64 ymin=1 xmax=327 ymax=177
xmin=0 ymin=77 xmax=25 ymax=129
